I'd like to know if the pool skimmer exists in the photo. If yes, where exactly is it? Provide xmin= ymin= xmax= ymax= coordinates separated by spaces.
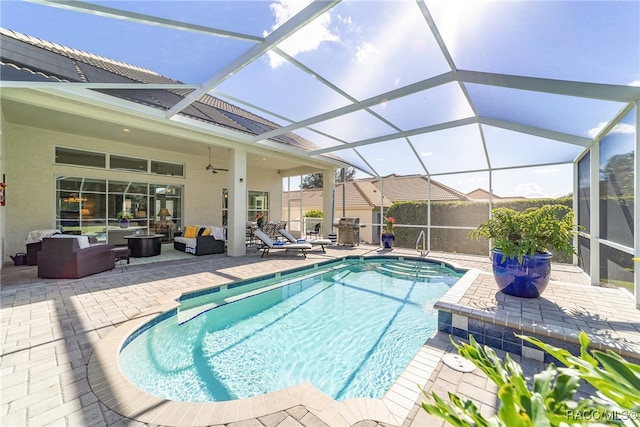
xmin=442 ymin=353 xmax=475 ymax=373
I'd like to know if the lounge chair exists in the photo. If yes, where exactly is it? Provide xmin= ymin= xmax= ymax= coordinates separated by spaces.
xmin=253 ymin=229 xmax=312 ymax=258
xmin=278 ymin=229 xmax=332 ymax=253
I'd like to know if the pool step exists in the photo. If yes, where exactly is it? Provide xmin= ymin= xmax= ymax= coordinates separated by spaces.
xmin=377 ymin=262 xmax=446 ymax=280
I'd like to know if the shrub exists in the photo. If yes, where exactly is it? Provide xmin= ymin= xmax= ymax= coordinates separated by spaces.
xmin=303 ymin=210 xmax=323 ymax=218
xmin=422 ymin=332 xmax=640 ymax=426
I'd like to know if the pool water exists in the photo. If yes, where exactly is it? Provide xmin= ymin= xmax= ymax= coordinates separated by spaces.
xmin=119 ymin=258 xmax=462 ymax=402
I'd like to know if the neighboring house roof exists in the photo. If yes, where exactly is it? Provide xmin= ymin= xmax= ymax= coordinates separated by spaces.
xmin=364 ymin=174 xmax=469 ymax=202
xmin=466 ymin=188 xmax=526 ymax=201
xmin=285 ymin=182 xmax=393 ymax=210
xmin=466 ymin=188 xmax=500 ymax=200
xmin=0 ymin=28 xmax=318 ymax=152
xmin=283 ymin=174 xmax=468 ymax=211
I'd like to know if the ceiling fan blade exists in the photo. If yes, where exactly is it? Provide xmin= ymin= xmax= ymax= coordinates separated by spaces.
xmin=205 ymin=147 xmax=228 ymax=173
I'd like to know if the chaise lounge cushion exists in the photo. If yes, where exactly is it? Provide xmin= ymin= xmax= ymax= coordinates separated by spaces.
xmin=278 ymin=229 xmax=331 ymax=252
xmin=253 ymin=229 xmax=312 ymax=258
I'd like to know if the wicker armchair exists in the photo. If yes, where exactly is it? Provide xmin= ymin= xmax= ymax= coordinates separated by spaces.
xmin=37 ymin=237 xmax=115 ymax=279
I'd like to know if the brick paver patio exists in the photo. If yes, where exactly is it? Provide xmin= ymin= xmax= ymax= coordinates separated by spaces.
xmin=1 ymin=244 xmax=637 ymax=426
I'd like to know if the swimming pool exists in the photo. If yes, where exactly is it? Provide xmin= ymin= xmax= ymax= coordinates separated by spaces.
xmin=119 ymin=257 xmax=463 ymax=403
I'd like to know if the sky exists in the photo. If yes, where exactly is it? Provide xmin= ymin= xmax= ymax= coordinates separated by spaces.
xmin=2 ymin=0 xmax=638 ymax=198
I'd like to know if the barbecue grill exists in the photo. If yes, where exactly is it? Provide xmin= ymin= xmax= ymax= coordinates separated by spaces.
xmin=336 ymin=217 xmax=360 ymax=246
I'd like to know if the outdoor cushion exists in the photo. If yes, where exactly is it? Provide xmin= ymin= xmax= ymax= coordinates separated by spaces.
xmin=253 ymin=229 xmax=311 ymax=258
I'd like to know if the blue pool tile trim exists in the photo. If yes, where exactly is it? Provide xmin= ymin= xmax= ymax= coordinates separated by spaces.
xmin=179 ymin=286 xmax=220 ymax=301
xmin=437 ymin=310 xmax=640 ymax=365
xmin=121 ymin=308 xmax=177 ymax=351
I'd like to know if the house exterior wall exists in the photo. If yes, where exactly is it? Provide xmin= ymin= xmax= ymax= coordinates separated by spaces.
xmin=1 ymin=122 xmax=282 ymax=263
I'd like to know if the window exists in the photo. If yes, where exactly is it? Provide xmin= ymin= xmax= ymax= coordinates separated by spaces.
xmin=55 ymin=176 xmax=183 ymax=243
xmin=222 ymin=188 xmax=228 ymax=227
xmin=54 ymin=147 xmax=185 ymax=178
xmin=151 ymin=160 xmax=184 ymax=177
xmin=249 ymin=190 xmax=269 ymax=223
xmin=55 ymin=147 xmax=105 ymax=168
xmin=152 ymin=185 xmax=182 ymax=227
xmin=223 ymin=188 xmax=270 ymax=225
xmin=110 ymin=155 xmax=147 ymax=173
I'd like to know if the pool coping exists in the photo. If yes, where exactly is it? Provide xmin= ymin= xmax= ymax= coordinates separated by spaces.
xmin=87 ymin=255 xmax=469 ymax=426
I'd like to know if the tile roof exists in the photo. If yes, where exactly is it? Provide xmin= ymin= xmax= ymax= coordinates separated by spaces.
xmin=365 ymin=174 xmax=469 ymax=202
xmin=283 ymin=174 xmax=467 ymax=210
xmin=0 ymin=28 xmax=319 ymax=153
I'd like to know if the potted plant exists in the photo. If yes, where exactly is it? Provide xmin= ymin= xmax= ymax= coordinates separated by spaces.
xmin=117 ymin=211 xmax=133 ymax=228
xmin=381 ymin=216 xmax=396 ymax=249
xmin=470 ymin=204 xmax=578 ymax=298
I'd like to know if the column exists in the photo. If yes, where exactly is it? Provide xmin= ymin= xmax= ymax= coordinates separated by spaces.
xmin=227 ymin=148 xmax=247 ymax=257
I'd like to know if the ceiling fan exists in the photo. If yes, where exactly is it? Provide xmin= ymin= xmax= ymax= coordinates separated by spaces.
xmin=205 ymin=146 xmax=228 ymax=174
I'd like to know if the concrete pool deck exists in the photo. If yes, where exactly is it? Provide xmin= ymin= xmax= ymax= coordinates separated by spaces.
xmin=2 ymin=244 xmax=638 ymax=426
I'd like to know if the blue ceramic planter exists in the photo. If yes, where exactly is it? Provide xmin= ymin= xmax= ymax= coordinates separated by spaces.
xmin=381 ymin=233 xmax=395 ymax=249
xmin=492 ymin=249 xmax=553 ymax=298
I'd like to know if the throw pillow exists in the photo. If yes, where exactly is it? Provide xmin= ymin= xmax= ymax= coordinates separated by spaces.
xmin=184 ymin=226 xmax=198 ymax=238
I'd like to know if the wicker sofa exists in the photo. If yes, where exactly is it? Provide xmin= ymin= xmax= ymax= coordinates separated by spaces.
xmin=173 ymin=225 xmax=225 ymax=256
xmin=37 ymin=235 xmax=115 ymax=279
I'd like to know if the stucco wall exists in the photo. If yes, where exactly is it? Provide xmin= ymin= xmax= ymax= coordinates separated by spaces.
xmin=2 ymin=122 xmax=281 ymax=263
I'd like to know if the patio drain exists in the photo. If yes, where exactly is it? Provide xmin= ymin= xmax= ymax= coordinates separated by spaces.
xmin=442 ymin=353 xmax=475 ymax=373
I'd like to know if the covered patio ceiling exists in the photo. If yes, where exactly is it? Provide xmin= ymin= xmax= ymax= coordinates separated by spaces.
xmin=2 ymin=0 xmax=639 ymax=183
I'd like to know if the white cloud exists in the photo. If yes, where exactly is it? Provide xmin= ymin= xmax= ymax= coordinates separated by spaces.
xmin=420 ymin=151 xmax=432 ymax=157
xmin=610 ymin=123 xmax=636 ymax=135
xmin=588 ymin=122 xmax=607 ymax=138
xmin=513 ymin=183 xmax=547 ymax=198
xmin=588 ymin=121 xmax=635 ymax=138
xmin=629 ymin=80 xmax=640 ymax=87
xmin=356 ymin=42 xmax=378 ymax=63
xmin=265 ymin=0 xmax=340 ymax=68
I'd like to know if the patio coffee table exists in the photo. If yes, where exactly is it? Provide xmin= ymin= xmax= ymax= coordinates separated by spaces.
xmin=124 ymin=234 xmax=164 ymax=257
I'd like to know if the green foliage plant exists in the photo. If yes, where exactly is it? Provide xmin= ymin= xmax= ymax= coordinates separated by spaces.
xmin=470 ymin=204 xmax=579 ymax=263
xmin=117 ymin=211 xmax=133 ymax=220
xmin=422 ymin=332 xmax=640 ymax=426
xmin=384 ymin=216 xmax=395 ymax=234
xmin=303 ymin=209 xmax=323 ymax=218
